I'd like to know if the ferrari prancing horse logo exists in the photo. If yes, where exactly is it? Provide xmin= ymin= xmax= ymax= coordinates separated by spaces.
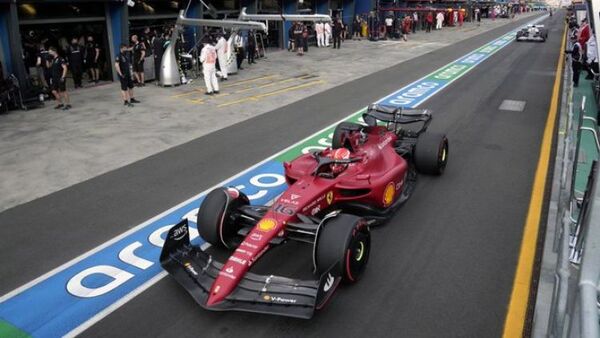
xmin=326 ymin=191 xmax=334 ymax=205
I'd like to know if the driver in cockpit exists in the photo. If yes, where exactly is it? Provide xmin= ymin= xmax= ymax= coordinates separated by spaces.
xmin=329 ymin=148 xmax=351 ymax=175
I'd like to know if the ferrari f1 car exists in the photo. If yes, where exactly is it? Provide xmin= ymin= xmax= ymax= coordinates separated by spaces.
xmin=160 ymin=104 xmax=449 ymax=319
xmin=516 ymin=24 xmax=548 ymax=42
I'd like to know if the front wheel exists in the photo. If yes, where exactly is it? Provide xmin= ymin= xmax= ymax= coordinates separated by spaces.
xmin=197 ymin=187 xmax=249 ymax=249
xmin=414 ymin=132 xmax=449 ymax=175
xmin=314 ymin=214 xmax=370 ymax=283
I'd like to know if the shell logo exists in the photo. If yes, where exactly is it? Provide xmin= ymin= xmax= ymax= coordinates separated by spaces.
xmin=263 ymin=294 xmax=271 ymax=301
xmin=257 ymin=218 xmax=277 ymax=232
xmin=383 ymin=182 xmax=395 ymax=207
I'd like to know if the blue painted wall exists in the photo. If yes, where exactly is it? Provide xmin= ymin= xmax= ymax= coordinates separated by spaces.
xmin=355 ymin=0 xmax=374 ymax=16
xmin=241 ymin=0 xmax=257 ymax=14
xmin=108 ymin=2 xmax=126 ymax=53
xmin=316 ymin=0 xmax=330 ymax=14
xmin=183 ymin=1 xmax=202 ymax=48
xmin=0 ymin=4 xmax=11 ymax=75
xmin=342 ymin=0 xmax=355 ymax=26
xmin=283 ymin=0 xmax=297 ymax=47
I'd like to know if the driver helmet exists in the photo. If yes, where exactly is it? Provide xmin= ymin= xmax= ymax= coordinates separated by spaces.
xmin=329 ymin=148 xmax=351 ymax=174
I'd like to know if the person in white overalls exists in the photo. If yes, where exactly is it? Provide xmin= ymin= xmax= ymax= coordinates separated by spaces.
xmin=324 ymin=21 xmax=332 ymax=47
xmin=200 ymin=38 xmax=219 ymax=95
xmin=215 ymin=33 xmax=229 ymax=81
xmin=315 ymin=21 xmax=324 ymax=47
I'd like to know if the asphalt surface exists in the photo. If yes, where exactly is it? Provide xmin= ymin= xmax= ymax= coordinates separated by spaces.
xmin=0 ymin=13 xmax=562 ymax=338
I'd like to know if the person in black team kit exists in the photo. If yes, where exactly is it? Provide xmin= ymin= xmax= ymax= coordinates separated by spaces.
xmin=247 ymin=31 xmax=256 ymax=64
xmin=115 ymin=44 xmax=141 ymax=107
xmin=332 ymin=19 xmax=342 ymax=49
xmin=131 ymin=35 xmax=146 ymax=86
xmin=84 ymin=36 xmax=100 ymax=84
xmin=151 ymin=30 xmax=166 ymax=84
xmin=36 ymin=43 xmax=51 ymax=90
xmin=48 ymin=47 xmax=71 ymax=110
xmin=68 ymin=38 xmax=84 ymax=89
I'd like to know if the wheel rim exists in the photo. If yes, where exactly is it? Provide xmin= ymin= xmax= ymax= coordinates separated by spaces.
xmin=355 ymin=241 xmax=365 ymax=261
xmin=438 ymin=140 xmax=448 ymax=171
xmin=345 ymin=229 xmax=370 ymax=282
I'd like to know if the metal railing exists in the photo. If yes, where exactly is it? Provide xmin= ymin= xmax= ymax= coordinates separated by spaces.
xmin=546 ymin=35 xmax=600 ymax=337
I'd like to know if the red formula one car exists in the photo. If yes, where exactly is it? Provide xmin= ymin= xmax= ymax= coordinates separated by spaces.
xmin=160 ymin=104 xmax=449 ymax=319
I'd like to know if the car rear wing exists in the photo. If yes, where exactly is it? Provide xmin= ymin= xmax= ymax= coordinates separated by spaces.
xmin=364 ymin=104 xmax=432 ymax=135
xmin=159 ymin=220 xmax=341 ymax=319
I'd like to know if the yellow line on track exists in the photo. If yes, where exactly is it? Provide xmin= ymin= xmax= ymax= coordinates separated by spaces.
xmin=171 ymin=74 xmax=278 ymax=98
xmin=217 ymin=80 xmax=325 ymax=107
xmin=186 ymin=98 xmax=204 ymax=104
xmin=233 ymin=75 xmax=314 ymax=94
xmin=502 ymin=24 xmax=566 ymax=338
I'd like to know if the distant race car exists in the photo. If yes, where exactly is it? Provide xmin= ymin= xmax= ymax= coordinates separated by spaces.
xmin=160 ymin=104 xmax=449 ymax=319
xmin=516 ymin=24 xmax=548 ymax=42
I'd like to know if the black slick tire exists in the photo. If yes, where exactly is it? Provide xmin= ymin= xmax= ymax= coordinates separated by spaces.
xmin=197 ymin=187 xmax=249 ymax=249
xmin=315 ymin=214 xmax=370 ymax=284
xmin=414 ymin=132 xmax=449 ymax=175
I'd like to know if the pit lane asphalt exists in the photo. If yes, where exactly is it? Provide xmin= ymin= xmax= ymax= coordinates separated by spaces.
xmin=0 ymin=12 xmax=561 ymax=337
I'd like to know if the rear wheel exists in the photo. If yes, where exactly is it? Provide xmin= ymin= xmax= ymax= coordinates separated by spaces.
xmin=414 ymin=132 xmax=449 ymax=175
xmin=197 ymin=187 xmax=249 ymax=249
xmin=332 ymin=122 xmax=361 ymax=149
xmin=314 ymin=214 xmax=370 ymax=283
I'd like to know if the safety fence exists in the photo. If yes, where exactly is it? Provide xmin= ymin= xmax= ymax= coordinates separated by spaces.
xmin=546 ymin=33 xmax=600 ymax=337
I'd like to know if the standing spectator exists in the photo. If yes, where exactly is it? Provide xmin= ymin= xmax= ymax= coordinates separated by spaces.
xmin=215 ymin=33 xmax=229 ymax=81
xmin=332 ymin=19 xmax=342 ymax=49
xmin=234 ymin=32 xmax=245 ymax=70
xmin=385 ymin=16 xmax=393 ymax=39
xmin=436 ymin=11 xmax=445 ymax=30
xmin=402 ymin=15 xmax=411 ymax=40
xmin=353 ymin=16 xmax=361 ymax=40
xmin=199 ymin=38 xmax=219 ymax=95
xmin=288 ymin=22 xmax=296 ymax=51
xmin=585 ymin=34 xmax=598 ymax=79
xmin=131 ymin=35 xmax=146 ymax=86
xmin=84 ymin=36 xmax=100 ymax=84
xmin=578 ymin=18 xmax=590 ymax=49
xmin=566 ymin=36 xmax=584 ymax=87
xmin=367 ymin=11 xmax=377 ymax=40
xmin=412 ymin=12 xmax=419 ymax=33
xmin=302 ymin=24 xmax=309 ymax=52
xmin=114 ymin=44 xmax=139 ymax=106
xmin=324 ymin=21 xmax=332 ymax=47
xmin=453 ymin=10 xmax=458 ymax=26
xmin=36 ymin=43 xmax=51 ymax=90
xmin=458 ymin=9 xmax=464 ymax=27
xmin=247 ymin=30 xmax=256 ymax=64
xmin=67 ymin=38 xmax=83 ymax=89
xmin=142 ymin=27 xmax=152 ymax=52
xmin=475 ymin=7 xmax=481 ymax=25
xmin=341 ymin=22 xmax=347 ymax=42
xmin=152 ymin=30 xmax=166 ymax=84
xmin=294 ymin=22 xmax=304 ymax=55
xmin=48 ymin=47 xmax=71 ymax=110
xmin=316 ymin=21 xmax=324 ymax=47
xmin=426 ymin=12 xmax=434 ymax=32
